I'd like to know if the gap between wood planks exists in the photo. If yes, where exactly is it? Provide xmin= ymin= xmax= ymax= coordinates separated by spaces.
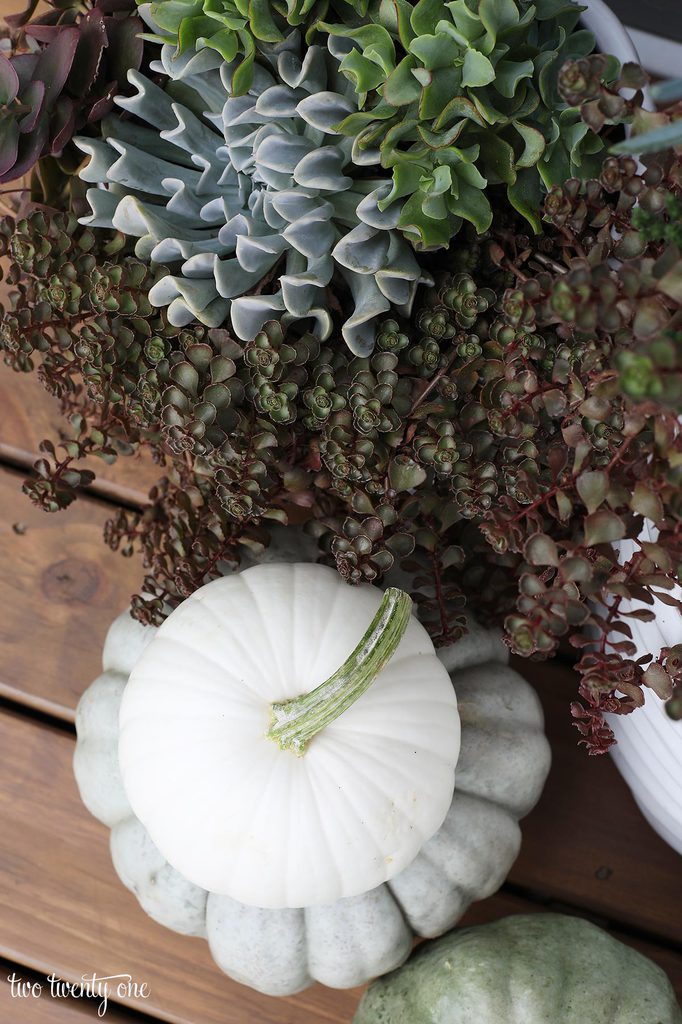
xmin=0 ymin=445 xmax=147 ymax=516
xmin=1 ymin=687 xmax=680 ymax=1009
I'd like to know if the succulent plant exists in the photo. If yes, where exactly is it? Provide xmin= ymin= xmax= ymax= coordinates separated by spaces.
xmin=321 ymin=0 xmax=609 ymax=248
xmin=6 ymin=70 xmax=682 ymax=752
xmin=0 ymin=0 xmax=143 ymax=184
xmin=139 ymin=0 xmax=369 ymax=94
xmin=76 ymin=33 xmax=430 ymax=354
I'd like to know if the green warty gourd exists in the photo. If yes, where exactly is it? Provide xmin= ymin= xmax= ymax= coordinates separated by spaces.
xmin=75 ymin=33 xmax=430 ymax=354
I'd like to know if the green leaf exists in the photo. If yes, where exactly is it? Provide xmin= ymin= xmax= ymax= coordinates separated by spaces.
xmin=643 ymin=663 xmax=674 ymax=700
xmin=479 ymin=0 xmax=520 ymax=39
xmin=507 ymin=167 xmax=543 ymax=233
xmin=380 ymin=160 xmax=423 ymax=207
xmin=377 ymin=0 xmax=416 ymax=47
xmin=525 ymin=532 xmax=559 ymax=567
xmin=535 ymin=0 xmax=583 ymax=17
xmin=248 ymin=0 xmax=284 ymax=42
xmin=434 ymin=95 xmax=486 ymax=130
xmin=443 ymin=0 xmax=482 ymax=41
xmin=658 ymin=261 xmax=682 ymax=304
xmin=513 ymin=120 xmax=546 ymax=168
xmin=334 ymin=24 xmax=396 ymax=70
xmin=409 ymin=32 xmax=460 ymax=70
xmin=474 ymin=131 xmax=516 ymax=184
xmin=382 ymin=56 xmax=422 ymax=106
xmin=420 ymin=67 xmax=463 ymax=120
xmin=418 ymin=120 xmax=468 ymax=149
xmin=399 ymin=191 xmax=456 ymax=247
xmin=577 ymin=470 xmax=609 ymax=514
xmin=462 ymin=47 xmax=496 ymax=88
xmin=388 ymin=455 xmax=427 ymax=490
xmin=411 ymin=0 xmax=446 ymax=35
xmin=341 ymin=49 xmax=388 ymax=92
xmin=630 ymin=482 xmax=664 ymax=524
xmin=447 ymin=177 xmax=492 ymax=232
xmin=494 ymin=58 xmax=535 ymax=98
xmin=230 ymin=34 xmax=256 ymax=95
xmin=584 ymin=509 xmax=626 ymax=546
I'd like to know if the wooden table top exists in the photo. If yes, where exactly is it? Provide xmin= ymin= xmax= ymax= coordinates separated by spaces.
xmin=1 ymin=355 xmax=681 ymax=1023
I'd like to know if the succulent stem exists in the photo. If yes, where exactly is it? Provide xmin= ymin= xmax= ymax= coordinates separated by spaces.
xmin=267 ymin=587 xmax=412 ymax=756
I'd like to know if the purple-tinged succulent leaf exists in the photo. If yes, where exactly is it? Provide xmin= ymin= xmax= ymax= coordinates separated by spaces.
xmin=0 ymin=0 xmax=143 ymax=183
xmin=87 ymin=82 xmax=117 ymax=122
xmin=50 ymin=96 xmax=76 ymax=154
xmin=0 ymin=118 xmax=20 ymax=178
xmin=34 ymin=27 xmax=79 ymax=105
xmin=0 ymin=56 xmax=20 ymax=105
xmin=67 ymin=8 xmax=108 ymax=98
xmin=17 ymin=80 xmax=45 ymax=134
xmin=4 ymin=0 xmax=41 ymax=29
xmin=105 ymin=14 xmax=144 ymax=85
xmin=11 ymin=53 xmax=39 ymax=91
xmin=3 ymin=116 xmax=48 ymax=181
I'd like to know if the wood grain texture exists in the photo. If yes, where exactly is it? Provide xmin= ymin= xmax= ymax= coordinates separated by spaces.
xmin=0 ymin=466 xmax=143 ymax=720
xmin=0 ymin=706 xmax=679 ymax=1024
xmin=0 ymin=707 xmax=363 ymax=1024
xmin=0 ymin=363 xmax=158 ymax=507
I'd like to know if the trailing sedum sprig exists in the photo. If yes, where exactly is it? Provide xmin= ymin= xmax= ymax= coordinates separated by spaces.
xmin=3 ymin=77 xmax=682 ymax=753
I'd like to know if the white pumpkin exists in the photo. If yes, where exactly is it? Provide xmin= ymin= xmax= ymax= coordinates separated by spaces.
xmin=75 ymin=554 xmax=551 ymax=995
xmin=119 ymin=563 xmax=460 ymax=908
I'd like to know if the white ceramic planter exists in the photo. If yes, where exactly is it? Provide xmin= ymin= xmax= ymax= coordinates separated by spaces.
xmin=607 ymin=525 xmax=682 ymax=855
xmin=580 ymin=0 xmax=641 ymax=67
xmin=574 ymin=3 xmax=682 ymax=857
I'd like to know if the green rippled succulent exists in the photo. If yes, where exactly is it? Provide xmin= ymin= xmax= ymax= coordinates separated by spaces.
xmin=139 ymin=0 xmax=368 ymax=93
xmin=322 ymin=0 xmax=610 ymax=247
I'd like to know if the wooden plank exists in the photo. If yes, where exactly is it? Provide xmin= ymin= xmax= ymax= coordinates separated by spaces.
xmin=0 ymin=362 xmax=158 ymax=506
xmin=0 ymin=466 xmax=143 ymax=721
xmin=1 ymin=966 xmax=138 ymax=1022
xmin=0 ymin=707 xmax=362 ymax=1024
xmin=2 ymin=708 xmax=679 ymax=1024
xmin=509 ymin=658 xmax=682 ymax=947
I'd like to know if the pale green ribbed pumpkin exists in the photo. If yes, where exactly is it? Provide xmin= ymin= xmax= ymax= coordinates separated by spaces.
xmin=354 ymin=914 xmax=682 ymax=1024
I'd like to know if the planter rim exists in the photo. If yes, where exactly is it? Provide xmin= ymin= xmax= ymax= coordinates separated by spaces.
xmin=579 ymin=0 xmax=641 ymax=70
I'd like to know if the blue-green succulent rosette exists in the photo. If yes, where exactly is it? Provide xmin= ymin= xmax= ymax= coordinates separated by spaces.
xmin=75 ymin=27 xmax=431 ymax=356
xmin=75 ymin=0 xmax=613 ymax=354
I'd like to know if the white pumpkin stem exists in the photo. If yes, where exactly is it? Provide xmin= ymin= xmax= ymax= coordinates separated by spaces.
xmin=267 ymin=587 xmax=413 ymax=756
